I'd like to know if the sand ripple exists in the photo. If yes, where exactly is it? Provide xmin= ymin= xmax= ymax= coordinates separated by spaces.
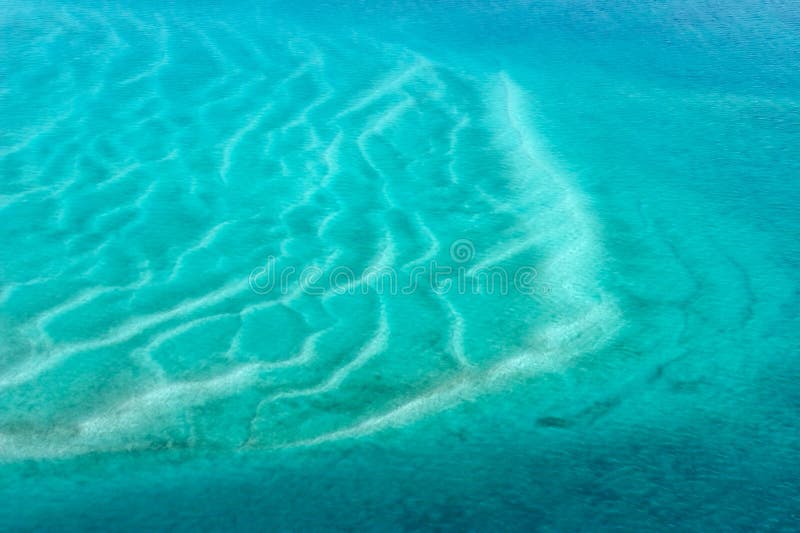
xmin=0 ymin=9 xmax=620 ymax=459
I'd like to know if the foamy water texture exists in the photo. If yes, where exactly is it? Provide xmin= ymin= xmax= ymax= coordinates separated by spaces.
xmin=1 ymin=1 xmax=799 ymax=530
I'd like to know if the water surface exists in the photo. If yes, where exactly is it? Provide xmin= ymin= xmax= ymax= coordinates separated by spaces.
xmin=1 ymin=0 xmax=799 ymax=529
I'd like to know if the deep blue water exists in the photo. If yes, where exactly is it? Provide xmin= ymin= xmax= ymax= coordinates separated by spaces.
xmin=1 ymin=0 xmax=799 ymax=530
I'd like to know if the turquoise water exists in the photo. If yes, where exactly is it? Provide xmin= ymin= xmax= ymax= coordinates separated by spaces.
xmin=1 ymin=0 xmax=799 ymax=529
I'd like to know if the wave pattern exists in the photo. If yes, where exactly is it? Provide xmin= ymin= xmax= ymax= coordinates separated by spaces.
xmin=0 ymin=8 xmax=619 ymax=459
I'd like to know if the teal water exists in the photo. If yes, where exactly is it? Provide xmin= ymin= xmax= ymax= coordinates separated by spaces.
xmin=1 ymin=0 xmax=799 ymax=530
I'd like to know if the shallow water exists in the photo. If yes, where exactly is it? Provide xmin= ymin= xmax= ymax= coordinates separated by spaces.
xmin=1 ymin=0 xmax=799 ymax=530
